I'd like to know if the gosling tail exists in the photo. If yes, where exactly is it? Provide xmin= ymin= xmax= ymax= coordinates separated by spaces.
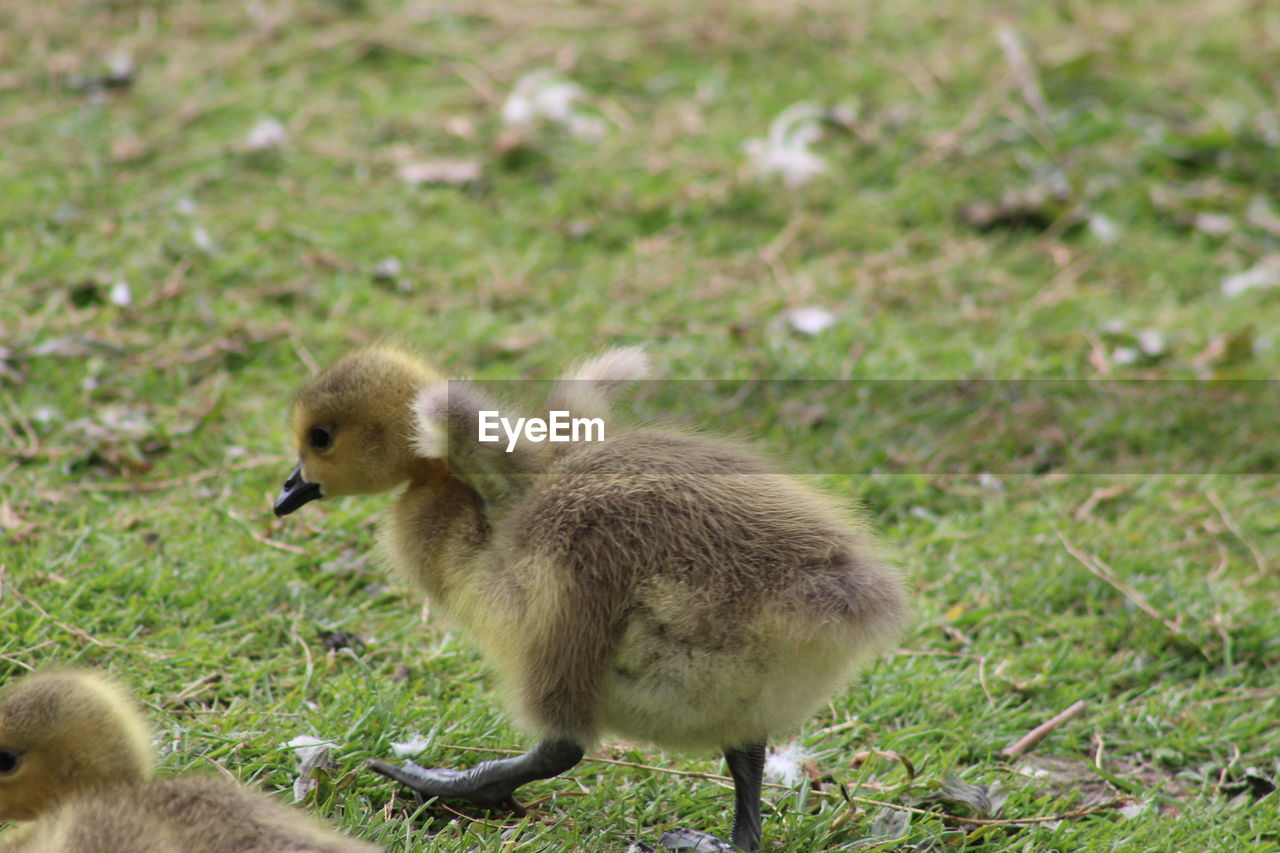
xmin=546 ymin=346 xmax=650 ymax=428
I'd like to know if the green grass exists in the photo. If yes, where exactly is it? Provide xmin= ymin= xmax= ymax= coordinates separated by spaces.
xmin=2 ymin=0 xmax=1278 ymax=850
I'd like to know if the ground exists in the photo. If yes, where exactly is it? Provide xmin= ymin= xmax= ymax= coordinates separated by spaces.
xmin=1 ymin=0 xmax=1277 ymax=850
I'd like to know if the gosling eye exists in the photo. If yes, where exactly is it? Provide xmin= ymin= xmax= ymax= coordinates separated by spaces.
xmin=309 ymin=426 xmax=334 ymax=451
xmin=0 ymin=750 xmax=21 ymax=775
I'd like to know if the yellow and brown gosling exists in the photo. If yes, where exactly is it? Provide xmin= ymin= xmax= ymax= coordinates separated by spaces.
xmin=274 ymin=345 xmax=908 ymax=852
xmin=0 ymin=670 xmax=379 ymax=853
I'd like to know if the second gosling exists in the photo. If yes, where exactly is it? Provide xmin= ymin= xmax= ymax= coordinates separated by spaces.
xmin=273 ymin=346 xmax=908 ymax=851
xmin=0 ymin=670 xmax=378 ymax=853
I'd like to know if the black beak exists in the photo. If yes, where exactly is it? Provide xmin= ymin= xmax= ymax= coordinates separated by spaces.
xmin=273 ymin=463 xmax=323 ymax=517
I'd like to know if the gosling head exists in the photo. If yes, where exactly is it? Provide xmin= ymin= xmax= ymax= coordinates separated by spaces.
xmin=274 ymin=345 xmax=444 ymax=516
xmin=0 ymin=670 xmax=154 ymax=822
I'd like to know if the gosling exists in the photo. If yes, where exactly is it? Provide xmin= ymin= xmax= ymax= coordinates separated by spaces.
xmin=273 ymin=345 xmax=908 ymax=851
xmin=0 ymin=670 xmax=378 ymax=853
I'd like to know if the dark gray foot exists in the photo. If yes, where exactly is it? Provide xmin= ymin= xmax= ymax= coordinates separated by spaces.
xmin=660 ymin=828 xmax=738 ymax=852
xmin=367 ymin=738 xmax=584 ymax=817
xmin=367 ymin=759 xmax=529 ymax=813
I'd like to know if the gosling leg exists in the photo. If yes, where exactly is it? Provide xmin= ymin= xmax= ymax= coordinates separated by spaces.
xmin=724 ymin=740 xmax=766 ymax=852
xmin=660 ymin=739 xmax=767 ymax=853
xmin=368 ymin=738 xmax=584 ymax=816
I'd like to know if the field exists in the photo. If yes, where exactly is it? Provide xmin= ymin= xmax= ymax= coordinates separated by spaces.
xmin=2 ymin=0 xmax=1278 ymax=850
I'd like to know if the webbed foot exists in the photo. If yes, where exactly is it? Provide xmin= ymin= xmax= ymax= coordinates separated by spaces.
xmin=367 ymin=759 xmax=527 ymax=814
xmin=659 ymin=828 xmax=739 ymax=852
xmin=367 ymin=738 xmax=584 ymax=818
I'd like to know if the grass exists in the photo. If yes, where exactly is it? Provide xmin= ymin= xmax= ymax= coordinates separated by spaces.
xmin=2 ymin=0 xmax=1278 ymax=850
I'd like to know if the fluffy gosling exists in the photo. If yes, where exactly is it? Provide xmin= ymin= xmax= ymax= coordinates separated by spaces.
xmin=0 ymin=670 xmax=378 ymax=853
xmin=273 ymin=346 xmax=908 ymax=851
